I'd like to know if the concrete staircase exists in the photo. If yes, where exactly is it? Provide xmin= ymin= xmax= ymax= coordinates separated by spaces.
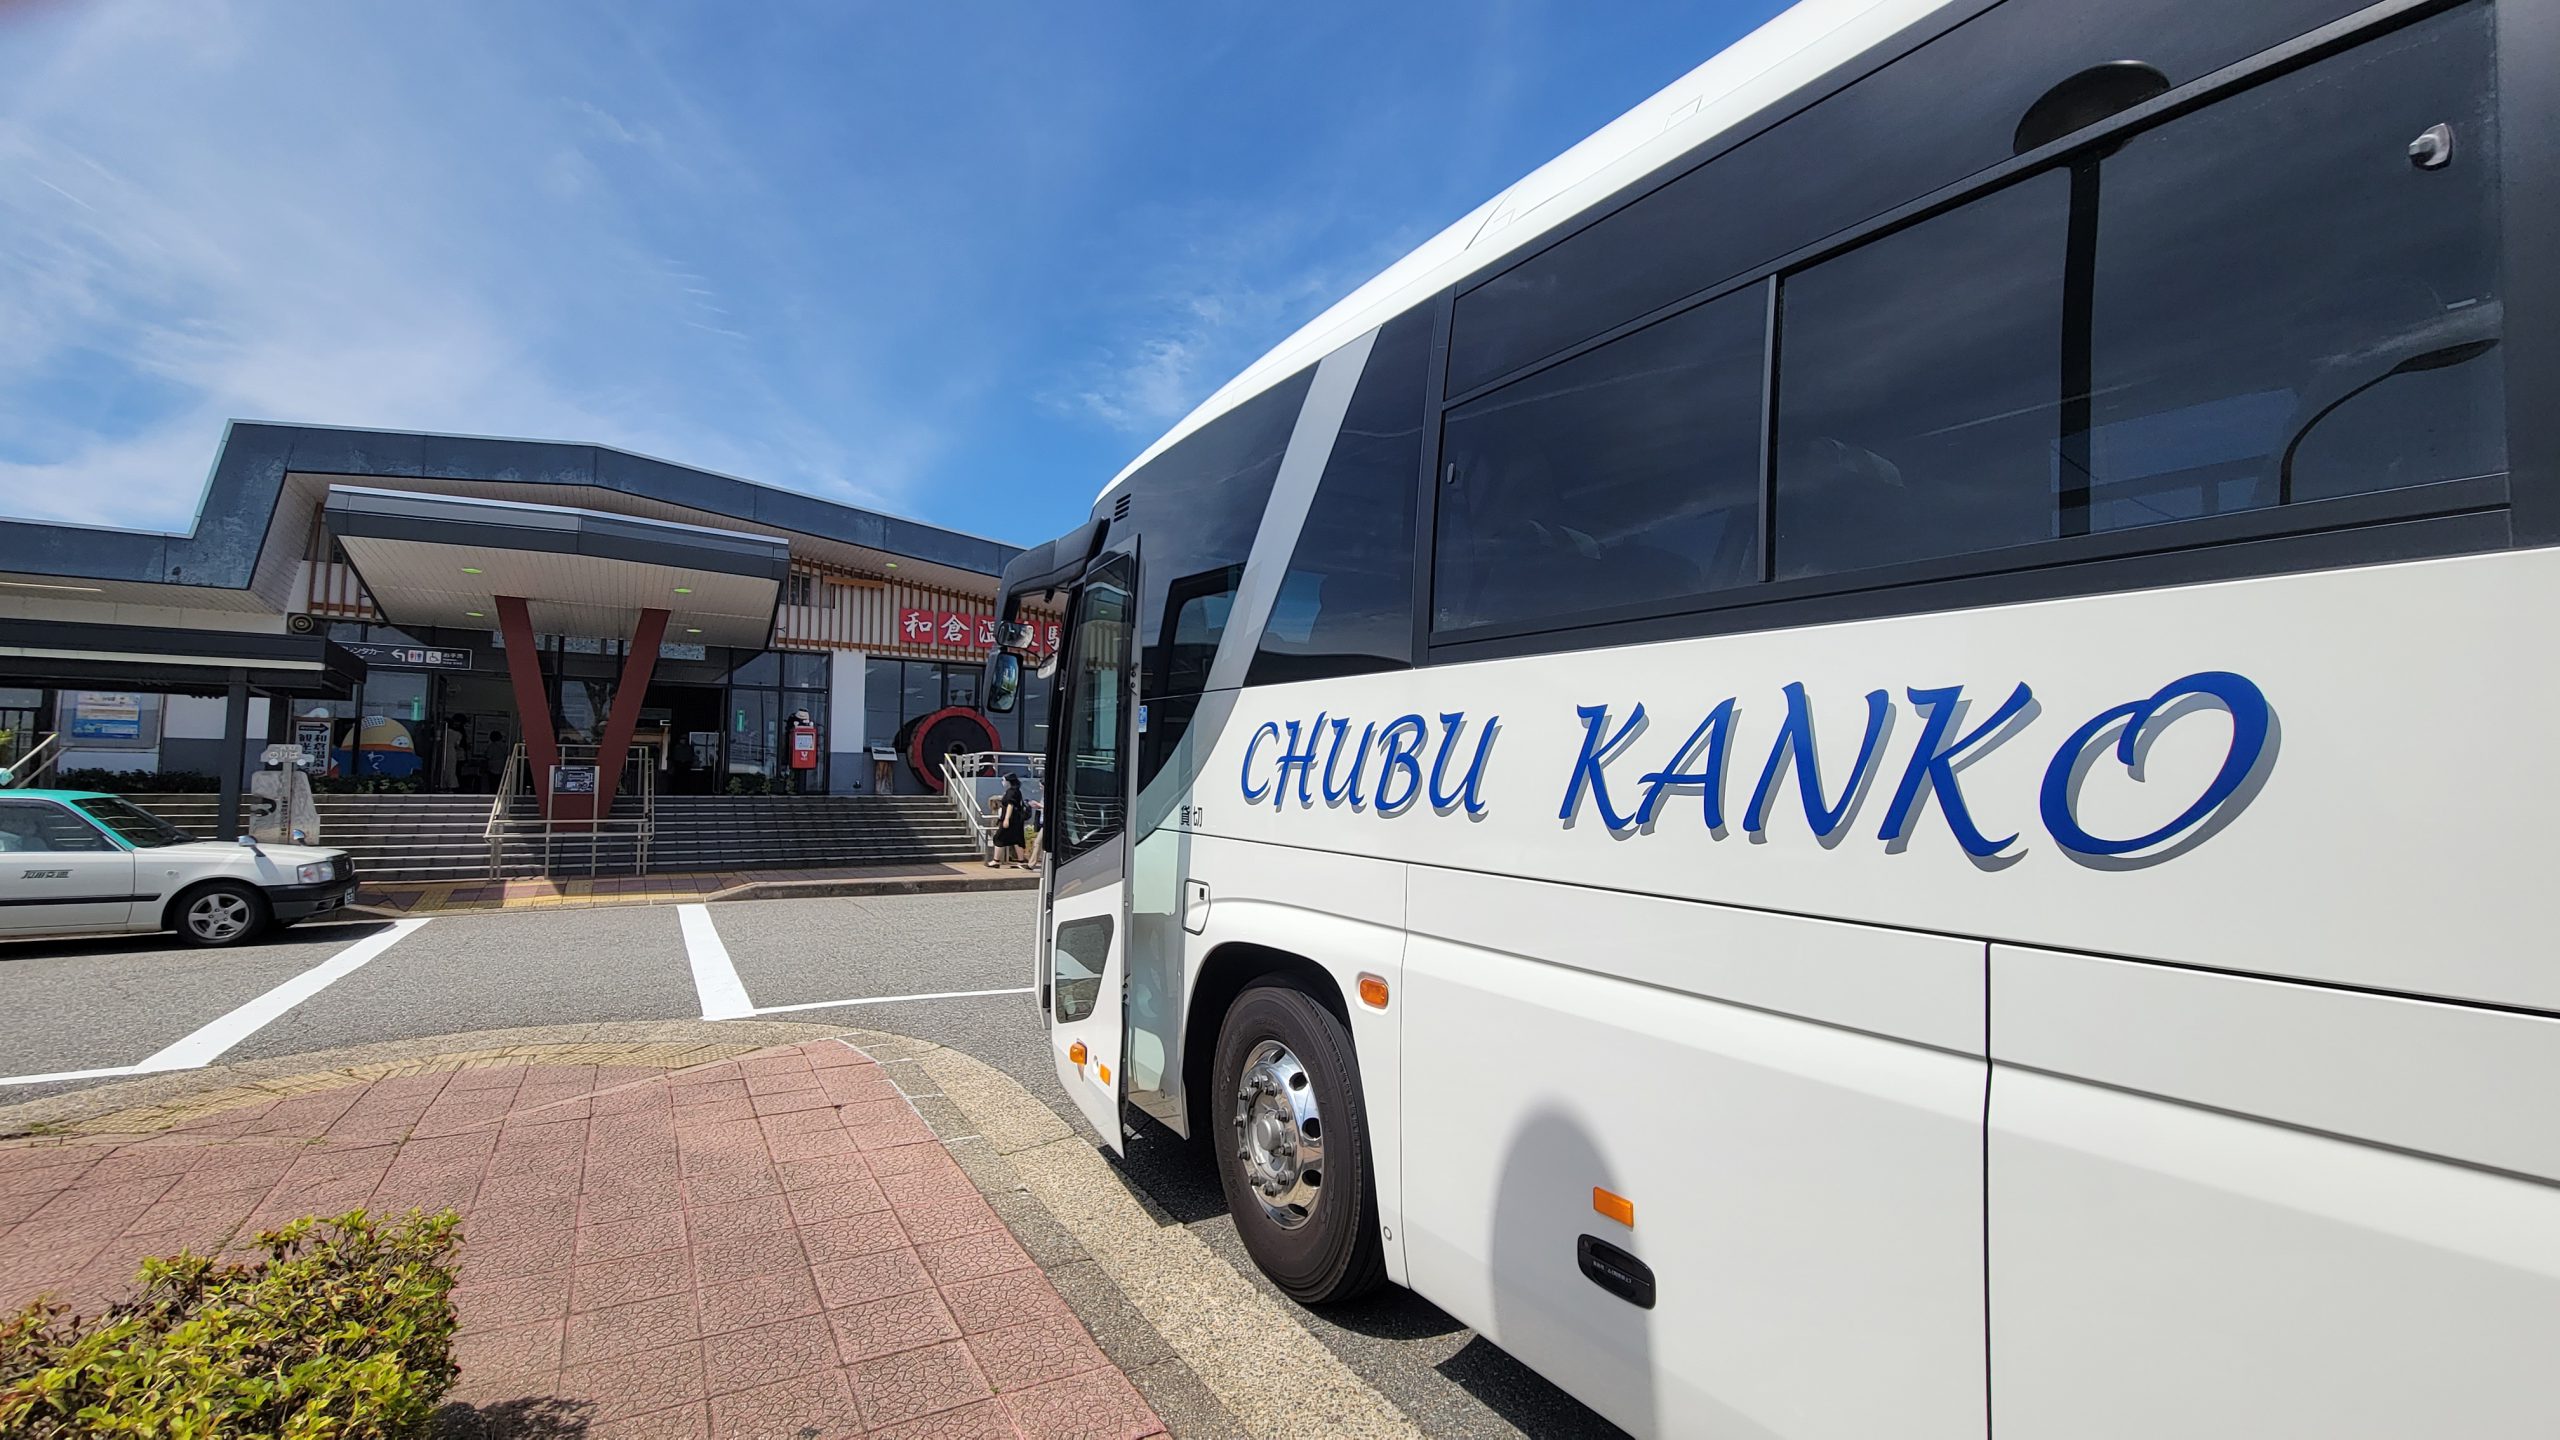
xmin=119 ymin=792 xmax=981 ymax=884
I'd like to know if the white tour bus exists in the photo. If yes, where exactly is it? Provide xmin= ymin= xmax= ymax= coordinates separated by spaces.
xmin=983 ymin=0 xmax=2556 ymax=1433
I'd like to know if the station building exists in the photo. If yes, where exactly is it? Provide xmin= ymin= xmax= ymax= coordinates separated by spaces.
xmin=0 ymin=422 xmax=1057 ymax=837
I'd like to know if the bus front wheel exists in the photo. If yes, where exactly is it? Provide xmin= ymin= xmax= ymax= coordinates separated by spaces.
xmin=1210 ymin=979 xmax=1386 ymax=1305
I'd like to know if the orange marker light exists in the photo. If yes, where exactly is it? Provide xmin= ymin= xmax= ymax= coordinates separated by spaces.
xmin=1068 ymin=1041 xmax=1087 ymax=1066
xmin=1592 ymin=1187 xmax=1635 ymax=1228
xmin=1357 ymin=973 xmax=1390 ymax=1010
xmin=1098 ymin=1064 xmax=1111 ymax=1085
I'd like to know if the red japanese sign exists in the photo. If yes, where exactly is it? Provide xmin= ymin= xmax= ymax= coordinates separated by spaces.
xmin=895 ymin=607 xmax=1059 ymax=655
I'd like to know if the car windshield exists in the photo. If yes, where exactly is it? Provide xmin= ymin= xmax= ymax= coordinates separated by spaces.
xmin=74 ymin=797 xmax=198 ymax=849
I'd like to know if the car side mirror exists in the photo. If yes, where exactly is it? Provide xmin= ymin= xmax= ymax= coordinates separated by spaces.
xmin=237 ymin=834 xmax=264 ymax=854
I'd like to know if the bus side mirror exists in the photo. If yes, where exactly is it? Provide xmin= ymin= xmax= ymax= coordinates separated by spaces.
xmin=986 ymin=651 xmax=1021 ymax=713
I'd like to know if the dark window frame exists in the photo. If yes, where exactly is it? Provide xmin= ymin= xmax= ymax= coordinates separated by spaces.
xmin=1050 ymin=553 xmax=1136 ymax=867
xmin=1417 ymin=0 xmax=2544 ymax=663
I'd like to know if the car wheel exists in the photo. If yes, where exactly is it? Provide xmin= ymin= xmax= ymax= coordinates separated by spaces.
xmin=176 ymin=883 xmax=269 ymax=948
xmin=1211 ymin=979 xmax=1387 ymax=1305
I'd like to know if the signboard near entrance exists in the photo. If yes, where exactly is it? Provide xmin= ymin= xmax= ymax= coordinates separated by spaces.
xmin=66 ymin=692 xmax=143 ymax=741
xmin=293 ymin=715 xmax=333 ymax=770
xmin=342 ymin=643 xmax=473 ymax=670
xmin=551 ymin=764 xmax=599 ymax=796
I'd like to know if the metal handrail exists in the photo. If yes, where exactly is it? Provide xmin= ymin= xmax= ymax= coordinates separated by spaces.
xmin=940 ymin=750 xmax=1045 ymax=858
xmin=0 ymin=731 xmax=62 ymax=789
xmin=483 ymin=742 xmax=656 ymax=880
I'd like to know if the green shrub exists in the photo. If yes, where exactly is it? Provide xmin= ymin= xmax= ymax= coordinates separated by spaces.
xmin=0 ymin=1209 xmax=461 ymax=1440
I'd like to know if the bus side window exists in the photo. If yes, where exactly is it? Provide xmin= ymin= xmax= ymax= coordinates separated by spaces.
xmin=1247 ymin=306 xmax=1434 ymax=685
xmin=1772 ymin=173 xmax=2070 ymax=581
xmin=2081 ymin=2 xmax=2501 ymax=524
xmin=1434 ymin=286 xmax=1763 ymax=635
xmin=1118 ymin=373 xmax=1311 ymax=708
xmin=1773 ymin=3 xmax=2504 ymax=583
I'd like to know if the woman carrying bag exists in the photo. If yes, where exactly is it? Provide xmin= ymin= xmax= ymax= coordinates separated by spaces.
xmin=989 ymin=772 xmax=1028 ymax=868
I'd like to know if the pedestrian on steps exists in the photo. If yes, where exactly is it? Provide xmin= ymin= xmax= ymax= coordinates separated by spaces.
xmin=989 ymin=772 xmax=1027 ymax=868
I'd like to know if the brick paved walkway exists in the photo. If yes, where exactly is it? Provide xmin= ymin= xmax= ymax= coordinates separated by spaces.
xmin=0 ymin=1041 xmax=1163 ymax=1439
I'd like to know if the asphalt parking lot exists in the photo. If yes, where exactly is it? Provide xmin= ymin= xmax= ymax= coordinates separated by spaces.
xmin=0 ymin=891 xmax=1619 ymax=1439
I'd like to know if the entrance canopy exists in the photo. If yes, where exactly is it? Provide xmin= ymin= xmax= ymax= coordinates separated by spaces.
xmin=324 ymin=486 xmax=791 ymax=647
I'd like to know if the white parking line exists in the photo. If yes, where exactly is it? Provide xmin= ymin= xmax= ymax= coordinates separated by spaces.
xmin=751 ymin=986 xmax=1032 ymax=1016
xmin=0 ymin=918 xmax=432 ymax=1088
xmin=678 ymin=904 xmax=756 ymax=1021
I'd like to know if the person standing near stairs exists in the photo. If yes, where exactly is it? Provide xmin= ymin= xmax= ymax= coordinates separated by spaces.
xmin=988 ymin=772 xmax=1027 ymax=868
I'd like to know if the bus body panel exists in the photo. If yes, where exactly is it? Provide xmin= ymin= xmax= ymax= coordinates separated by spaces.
xmin=1401 ymin=923 xmax=1988 ymax=1440
xmin=1152 ymin=831 xmax=1414 ymax=1286
xmin=1989 ymin=1068 xmax=2560 ymax=1438
xmin=1409 ymin=864 xmax=1985 ymax=1054
xmin=1994 ymin=944 xmax=2560 ymax=1186
xmin=1207 ymin=547 xmax=2560 ymax=1015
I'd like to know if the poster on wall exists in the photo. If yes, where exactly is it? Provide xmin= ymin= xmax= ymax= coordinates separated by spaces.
xmin=339 ymin=715 xmax=421 ymax=778
xmin=66 ymin=692 xmax=143 ymax=741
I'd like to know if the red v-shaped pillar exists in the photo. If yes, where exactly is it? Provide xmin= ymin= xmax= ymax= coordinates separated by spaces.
xmin=495 ymin=595 xmax=560 ymax=818
xmin=584 ymin=607 xmax=670 ymax=825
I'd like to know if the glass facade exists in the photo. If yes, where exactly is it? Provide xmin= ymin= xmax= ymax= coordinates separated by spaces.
xmin=862 ymin=657 xmax=1049 ymax=794
xmin=313 ymin=623 xmax=845 ymax=794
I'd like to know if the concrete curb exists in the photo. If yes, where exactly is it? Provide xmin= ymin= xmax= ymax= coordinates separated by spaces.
xmin=838 ymin=1029 xmax=1424 ymax=1440
xmin=706 ymin=872 xmax=1039 ymax=904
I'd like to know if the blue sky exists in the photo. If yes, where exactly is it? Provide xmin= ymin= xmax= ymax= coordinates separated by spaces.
xmin=0 ymin=1 xmax=1780 ymax=547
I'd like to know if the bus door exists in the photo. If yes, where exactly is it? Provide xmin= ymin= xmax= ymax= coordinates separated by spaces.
xmin=1044 ymin=549 xmax=1138 ymax=1151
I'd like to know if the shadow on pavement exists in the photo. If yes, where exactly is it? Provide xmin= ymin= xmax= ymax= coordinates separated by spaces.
xmin=434 ymin=1395 xmax=594 ymax=1438
xmin=1106 ymin=1109 xmax=1229 ymax=1224
xmin=0 ymin=917 xmax=390 ymax=965
xmin=1438 ymin=1335 xmax=1632 ymax=1439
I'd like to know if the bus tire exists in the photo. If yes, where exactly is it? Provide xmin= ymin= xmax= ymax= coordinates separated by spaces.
xmin=1210 ymin=979 xmax=1386 ymax=1305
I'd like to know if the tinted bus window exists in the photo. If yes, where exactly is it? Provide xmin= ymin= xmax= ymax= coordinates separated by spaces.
xmin=1773 ymin=172 xmax=2067 ymax=580
xmin=2085 ymin=3 xmax=2502 ymax=527
xmin=1249 ymin=308 xmax=1434 ymax=685
xmin=1775 ymin=6 xmax=2503 ymax=583
xmin=1122 ymin=371 xmax=1313 ymax=700
xmin=1057 ymin=556 xmax=1133 ymax=857
xmin=1447 ymin=0 xmax=2367 ymax=394
xmin=1436 ymin=286 xmax=1764 ymax=634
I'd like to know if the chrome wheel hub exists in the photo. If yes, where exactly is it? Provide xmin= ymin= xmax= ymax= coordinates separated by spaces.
xmin=1232 ymin=1039 xmax=1325 ymax=1229
xmin=188 ymin=893 xmax=251 ymax=942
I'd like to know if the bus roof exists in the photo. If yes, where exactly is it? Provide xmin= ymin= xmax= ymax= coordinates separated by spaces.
xmin=1097 ymin=0 xmax=1954 ymax=502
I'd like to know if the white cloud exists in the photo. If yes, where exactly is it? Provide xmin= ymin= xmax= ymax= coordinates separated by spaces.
xmin=0 ymin=3 xmax=948 ymax=533
xmin=1042 ymin=199 xmax=1395 ymax=437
